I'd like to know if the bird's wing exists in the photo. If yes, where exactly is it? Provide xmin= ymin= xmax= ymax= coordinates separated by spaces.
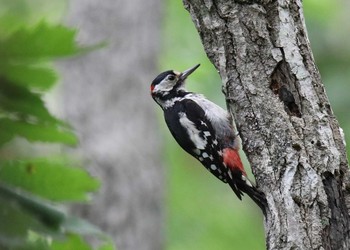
xmin=188 ymin=95 xmax=238 ymax=149
xmin=164 ymin=99 xmax=207 ymax=154
xmin=164 ymin=99 xmax=229 ymax=183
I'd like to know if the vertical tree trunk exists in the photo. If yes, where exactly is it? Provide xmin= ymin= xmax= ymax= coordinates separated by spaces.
xmin=183 ymin=0 xmax=350 ymax=249
xmin=58 ymin=1 xmax=163 ymax=249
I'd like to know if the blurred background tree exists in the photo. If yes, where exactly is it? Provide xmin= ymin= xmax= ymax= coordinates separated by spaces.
xmin=58 ymin=0 xmax=164 ymax=250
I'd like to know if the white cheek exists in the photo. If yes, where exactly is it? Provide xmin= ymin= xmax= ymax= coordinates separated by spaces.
xmin=153 ymin=80 xmax=174 ymax=93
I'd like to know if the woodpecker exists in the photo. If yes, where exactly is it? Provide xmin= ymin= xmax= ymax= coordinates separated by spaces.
xmin=150 ymin=64 xmax=266 ymax=212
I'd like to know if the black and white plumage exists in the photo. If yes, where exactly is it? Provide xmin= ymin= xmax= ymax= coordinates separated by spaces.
xmin=150 ymin=64 xmax=266 ymax=212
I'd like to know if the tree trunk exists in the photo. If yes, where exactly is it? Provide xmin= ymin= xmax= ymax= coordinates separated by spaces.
xmin=58 ymin=0 xmax=163 ymax=249
xmin=182 ymin=0 xmax=350 ymax=249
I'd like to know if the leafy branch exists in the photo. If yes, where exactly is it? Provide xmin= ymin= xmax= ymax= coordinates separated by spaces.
xmin=0 ymin=6 xmax=114 ymax=250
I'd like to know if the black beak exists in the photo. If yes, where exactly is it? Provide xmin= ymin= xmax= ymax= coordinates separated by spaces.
xmin=179 ymin=64 xmax=200 ymax=81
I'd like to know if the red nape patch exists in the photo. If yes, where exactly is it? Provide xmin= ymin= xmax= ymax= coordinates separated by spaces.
xmin=150 ymin=84 xmax=155 ymax=93
xmin=223 ymin=148 xmax=247 ymax=176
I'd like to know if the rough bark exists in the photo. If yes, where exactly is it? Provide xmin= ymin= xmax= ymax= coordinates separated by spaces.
xmin=58 ymin=0 xmax=163 ymax=249
xmin=183 ymin=0 xmax=350 ymax=249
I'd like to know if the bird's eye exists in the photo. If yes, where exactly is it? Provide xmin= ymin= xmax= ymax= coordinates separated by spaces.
xmin=168 ymin=75 xmax=175 ymax=81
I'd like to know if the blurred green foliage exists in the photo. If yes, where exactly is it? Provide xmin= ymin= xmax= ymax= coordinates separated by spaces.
xmin=161 ymin=1 xmax=350 ymax=250
xmin=304 ymin=0 xmax=350 ymax=155
xmin=0 ymin=1 xmax=114 ymax=249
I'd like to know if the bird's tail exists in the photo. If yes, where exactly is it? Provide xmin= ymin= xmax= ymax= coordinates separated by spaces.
xmin=222 ymin=148 xmax=266 ymax=214
xmin=228 ymin=173 xmax=267 ymax=216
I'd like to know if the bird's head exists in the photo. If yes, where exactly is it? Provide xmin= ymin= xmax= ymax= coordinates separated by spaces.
xmin=150 ymin=64 xmax=200 ymax=106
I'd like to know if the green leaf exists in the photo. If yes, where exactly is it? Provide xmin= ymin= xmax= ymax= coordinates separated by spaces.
xmin=57 ymin=214 xmax=115 ymax=250
xmin=0 ymin=64 xmax=57 ymax=90
xmin=0 ymin=127 xmax=14 ymax=146
xmin=0 ymin=119 xmax=78 ymax=146
xmin=0 ymin=197 xmax=52 ymax=250
xmin=97 ymin=241 xmax=116 ymax=250
xmin=0 ymin=4 xmax=113 ymax=250
xmin=0 ymin=79 xmax=66 ymax=125
xmin=51 ymin=234 xmax=92 ymax=250
xmin=0 ymin=79 xmax=76 ymax=146
xmin=0 ymin=22 xmax=83 ymax=61
xmin=0 ymin=0 xmax=68 ymax=37
xmin=0 ymin=158 xmax=100 ymax=202
xmin=0 ymin=184 xmax=115 ymax=250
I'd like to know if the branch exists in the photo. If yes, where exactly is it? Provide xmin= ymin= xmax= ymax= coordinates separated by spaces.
xmin=183 ymin=0 xmax=350 ymax=249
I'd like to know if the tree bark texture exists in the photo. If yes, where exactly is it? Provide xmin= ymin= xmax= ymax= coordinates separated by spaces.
xmin=183 ymin=0 xmax=350 ymax=249
xmin=58 ymin=1 xmax=163 ymax=249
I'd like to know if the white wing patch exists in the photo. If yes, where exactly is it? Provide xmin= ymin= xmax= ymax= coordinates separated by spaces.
xmin=184 ymin=94 xmax=233 ymax=140
xmin=178 ymin=112 xmax=207 ymax=150
xmin=203 ymin=131 xmax=211 ymax=137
